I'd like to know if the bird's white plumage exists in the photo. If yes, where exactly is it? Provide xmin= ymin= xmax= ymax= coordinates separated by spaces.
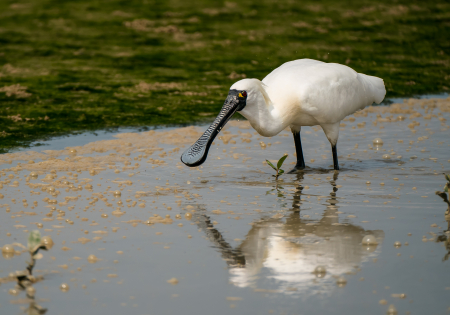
xmin=231 ymin=59 xmax=385 ymax=145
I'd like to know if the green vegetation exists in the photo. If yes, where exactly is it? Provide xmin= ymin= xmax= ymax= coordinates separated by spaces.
xmin=0 ymin=0 xmax=449 ymax=151
xmin=266 ymin=154 xmax=288 ymax=180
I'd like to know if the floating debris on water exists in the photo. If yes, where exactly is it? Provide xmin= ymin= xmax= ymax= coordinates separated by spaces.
xmin=362 ymin=235 xmax=378 ymax=245
xmin=387 ymin=304 xmax=398 ymax=315
xmin=167 ymin=278 xmax=179 ymax=285
xmin=41 ymin=235 xmax=54 ymax=249
xmin=313 ymin=266 xmax=327 ymax=278
xmin=60 ymin=283 xmax=70 ymax=292
xmin=2 ymin=244 xmax=14 ymax=254
xmin=373 ymin=138 xmax=384 ymax=145
xmin=336 ymin=277 xmax=347 ymax=287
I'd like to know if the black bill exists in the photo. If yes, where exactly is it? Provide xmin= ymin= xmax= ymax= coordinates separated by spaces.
xmin=180 ymin=89 xmax=247 ymax=167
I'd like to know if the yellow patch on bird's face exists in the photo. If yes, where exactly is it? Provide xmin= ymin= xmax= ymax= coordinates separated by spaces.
xmin=238 ymin=93 xmax=243 ymax=98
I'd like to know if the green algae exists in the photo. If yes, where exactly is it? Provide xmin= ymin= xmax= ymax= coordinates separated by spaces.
xmin=0 ymin=0 xmax=449 ymax=151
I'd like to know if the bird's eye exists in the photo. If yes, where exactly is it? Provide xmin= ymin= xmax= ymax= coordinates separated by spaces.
xmin=242 ymin=91 xmax=247 ymax=97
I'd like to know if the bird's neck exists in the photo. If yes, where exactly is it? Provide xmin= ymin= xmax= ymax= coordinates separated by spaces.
xmin=239 ymin=90 xmax=288 ymax=137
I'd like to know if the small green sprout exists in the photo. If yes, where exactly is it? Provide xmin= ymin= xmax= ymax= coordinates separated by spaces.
xmin=266 ymin=154 xmax=288 ymax=180
xmin=28 ymin=230 xmax=41 ymax=252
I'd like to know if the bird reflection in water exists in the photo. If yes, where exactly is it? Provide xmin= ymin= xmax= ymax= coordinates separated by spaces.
xmin=193 ymin=171 xmax=384 ymax=294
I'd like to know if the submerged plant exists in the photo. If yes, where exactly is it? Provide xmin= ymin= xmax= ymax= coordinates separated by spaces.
xmin=3 ymin=230 xmax=53 ymax=285
xmin=443 ymin=174 xmax=450 ymax=194
xmin=435 ymin=174 xmax=450 ymax=215
xmin=266 ymin=154 xmax=288 ymax=180
xmin=1 ymin=230 xmax=53 ymax=314
xmin=434 ymin=174 xmax=450 ymax=261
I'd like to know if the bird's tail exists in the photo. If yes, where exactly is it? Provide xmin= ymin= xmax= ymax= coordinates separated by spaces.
xmin=358 ymin=73 xmax=386 ymax=104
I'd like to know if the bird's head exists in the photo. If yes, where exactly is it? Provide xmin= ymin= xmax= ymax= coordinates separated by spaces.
xmin=180 ymin=79 xmax=267 ymax=167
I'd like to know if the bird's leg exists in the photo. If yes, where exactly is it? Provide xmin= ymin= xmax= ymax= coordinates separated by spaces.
xmin=288 ymin=131 xmax=306 ymax=173
xmin=321 ymin=122 xmax=340 ymax=171
xmin=332 ymin=145 xmax=339 ymax=170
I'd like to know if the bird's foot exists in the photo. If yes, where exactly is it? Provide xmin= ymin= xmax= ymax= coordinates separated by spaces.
xmin=287 ymin=165 xmax=305 ymax=174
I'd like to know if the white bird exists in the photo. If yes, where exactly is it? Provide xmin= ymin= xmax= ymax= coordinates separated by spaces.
xmin=181 ymin=59 xmax=386 ymax=171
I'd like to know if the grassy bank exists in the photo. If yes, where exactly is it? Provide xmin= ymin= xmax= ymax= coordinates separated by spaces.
xmin=0 ymin=0 xmax=449 ymax=151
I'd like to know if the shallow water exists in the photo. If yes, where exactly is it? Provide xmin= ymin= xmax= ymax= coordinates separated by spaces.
xmin=0 ymin=97 xmax=449 ymax=315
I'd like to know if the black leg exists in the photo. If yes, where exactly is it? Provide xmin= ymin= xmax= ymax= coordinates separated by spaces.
xmin=332 ymin=145 xmax=339 ymax=170
xmin=288 ymin=131 xmax=306 ymax=173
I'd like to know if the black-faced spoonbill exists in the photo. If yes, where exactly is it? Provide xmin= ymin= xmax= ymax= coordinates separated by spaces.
xmin=181 ymin=59 xmax=386 ymax=171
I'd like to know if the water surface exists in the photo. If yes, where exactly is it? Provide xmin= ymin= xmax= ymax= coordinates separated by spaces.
xmin=0 ymin=97 xmax=449 ymax=315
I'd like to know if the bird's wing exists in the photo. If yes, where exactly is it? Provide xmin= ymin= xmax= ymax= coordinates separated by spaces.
xmin=262 ymin=59 xmax=325 ymax=85
xmin=262 ymin=60 xmax=385 ymax=124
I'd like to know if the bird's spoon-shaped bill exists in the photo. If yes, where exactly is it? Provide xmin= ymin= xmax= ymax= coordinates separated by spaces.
xmin=180 ymin=90 xmax=246 ymax=167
